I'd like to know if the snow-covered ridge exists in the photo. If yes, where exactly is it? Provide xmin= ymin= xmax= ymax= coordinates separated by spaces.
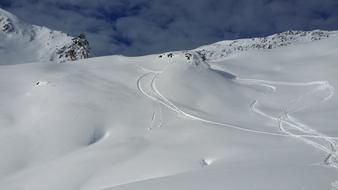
xmin=192 ymin=30 xmax=338 ymax=61
xmin=0 ymin=8 xmax=91 ymax=64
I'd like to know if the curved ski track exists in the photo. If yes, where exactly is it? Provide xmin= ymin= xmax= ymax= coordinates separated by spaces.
xmin=136 ymin=60 xmax=338 ymax=168
xmin=137 ymin=70 xmax=288 ymax=137
xmin=242 ymin=78 xmax=338 ymax=167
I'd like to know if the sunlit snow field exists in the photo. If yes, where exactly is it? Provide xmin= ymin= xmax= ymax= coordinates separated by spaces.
xmin=0 ymin=33 xmax=338 ymax=190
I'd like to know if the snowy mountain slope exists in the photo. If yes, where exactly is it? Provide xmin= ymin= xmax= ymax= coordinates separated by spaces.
xmin=0 ymin=8 xmax=90 ymax=65
xmin=0 ymin=27 xmax=338 ymax=189
xmin=192 ymin=30 xmax=338 ymax=61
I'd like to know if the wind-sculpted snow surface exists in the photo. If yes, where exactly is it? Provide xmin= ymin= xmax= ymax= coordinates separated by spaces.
xmin=0 ymin=31 xmax=338 ymax=190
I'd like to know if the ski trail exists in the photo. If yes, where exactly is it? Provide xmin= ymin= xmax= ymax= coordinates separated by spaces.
xmin=137 ymin=58 xmax=338 ymax=168
xmin=157 ymin=104 xmax=163 ymax=128
xmin=137 ymin=69 xmax=289 ymax=137
xmin=137 ymin=72 xmax=183 ymax=114
xmin=236 ymin=78 xmax=333 ymax=87
xmin=148 ymin=105 xmax=163 ymax=130
xmin=147 ymin=111 xmax=156 ymax=131
xmin=138 ymin=67 xmax=328 ymax=138
xmin=246 ymin=77 xmax=338 ymax=168
xmin=250 ymin=101 xmax=338 ymax=140
xmin=137 ymin=71 xmax=165 ymax=131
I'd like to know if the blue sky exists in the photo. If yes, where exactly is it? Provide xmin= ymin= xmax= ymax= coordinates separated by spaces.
xmin=1 ymin=0 xmax=338 ymax=56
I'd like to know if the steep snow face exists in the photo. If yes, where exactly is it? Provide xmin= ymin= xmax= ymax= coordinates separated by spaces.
xmin=0 ymin=31 xmax=337 ymax=190
xmin=0 ymin=8 xmax=91 ymax=65
xmin=194 ymin=30 xmax=338 ymax=61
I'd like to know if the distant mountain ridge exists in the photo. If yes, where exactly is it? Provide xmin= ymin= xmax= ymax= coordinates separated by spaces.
xmin=192 ymin=30 xmax=338 ymax=61
xmin=1 ymin=8 xmax=337 ymax=65
xmin=0 ymin=8 xmax=91 ymax=65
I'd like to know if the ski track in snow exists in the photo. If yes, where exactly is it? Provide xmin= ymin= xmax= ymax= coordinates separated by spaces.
xmin=148 ymin=104 xmax=163 ymax=131
xmin=137 ymin=59 xmax=338 ymax=168
xmin=137 ymin=70 xmax=288 ymax=137
xmin=243 ymin=78 xmax=338 ymax=168
xmin=136 ymin=66 xmax=337 ymax=140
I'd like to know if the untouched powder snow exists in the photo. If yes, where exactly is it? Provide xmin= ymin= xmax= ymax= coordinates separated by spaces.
xmin=0 ymin=8 xmax=91 ymax=65
xmin=0 ymin=11 xmax=338 ymax=189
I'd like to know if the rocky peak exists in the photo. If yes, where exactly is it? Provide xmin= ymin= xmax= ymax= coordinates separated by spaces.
xmin=55 ymin=33 xmax=91 ymax=62
xmin=0 ymin=14 xmax=15 ymax=33
xmin=0 ymin=8 xmax=92 ymax=64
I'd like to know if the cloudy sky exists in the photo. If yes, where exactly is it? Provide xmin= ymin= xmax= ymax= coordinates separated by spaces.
xmin=1 ymin=0 xmax=338 ymax=56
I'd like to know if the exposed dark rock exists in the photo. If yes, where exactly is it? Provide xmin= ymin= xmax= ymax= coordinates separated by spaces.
xmin=0 ymin=16 xmax=14 ymax=33
xmin=56 ymin=33 xmax=91 ymax=62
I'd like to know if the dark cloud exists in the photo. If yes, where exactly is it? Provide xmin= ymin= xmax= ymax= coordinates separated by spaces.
xmin=1 ymin=0 xmax=338 ymax=56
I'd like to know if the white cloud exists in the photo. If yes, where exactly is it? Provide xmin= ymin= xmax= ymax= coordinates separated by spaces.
xmin=1 ymin=0 xmax=338 ymax=56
